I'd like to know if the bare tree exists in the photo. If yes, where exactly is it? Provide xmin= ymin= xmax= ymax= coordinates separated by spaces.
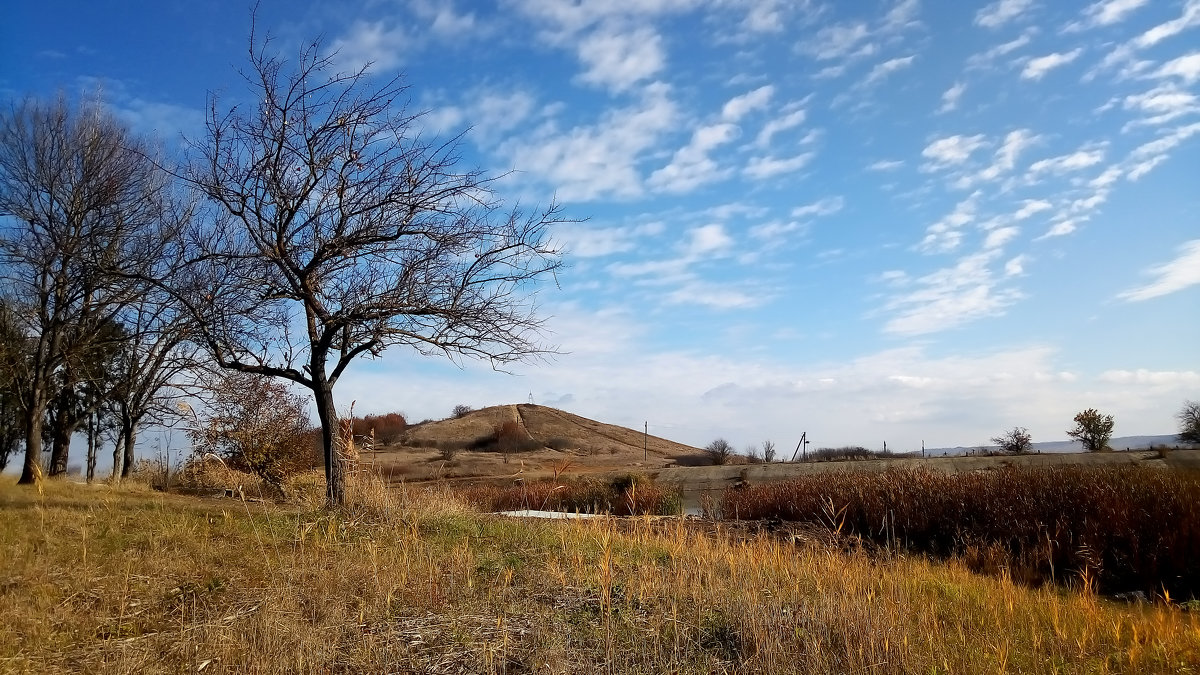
xmin=1178 ymin=400 xmax=1200 ymax=446
xmin=990 ymin=426 xmax=1032 ymax=454
xmin=0 ymin=96 xmax=176 ymax=484
xmin=106 ymin=295 xmax=200 ymax=479
xmin=761 ymin=439 xmax=776 ymax=463
xmin=179 ymin=32 xmax=564 ymax=504
xmin=1067 ymin=408 xmax=1114 ymax=452
xmin=705 ymin=438 xmax=735 ymax=466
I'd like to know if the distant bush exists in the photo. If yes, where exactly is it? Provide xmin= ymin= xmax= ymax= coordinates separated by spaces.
xmin=468 ymin=420 xmax=541 ymax=457
xmin=807 ymin=446 xmax=871 ymax=462
xmin=546 ymin=437 xmax=573 ymax=451
xmin=705 ymin=438 xmax=734 ymax=465
xmin=991 ymin=426 xmax=1032 ymax=454
xmin=464 ymin=474 xmax=681 ymax=516
xmin=352 ymin=412 xmax=407 ymax=445
xmin=451 ymin=404 xmax=473 ymax=419
xmin=721 ymin=466 xmax=1200 ymax=598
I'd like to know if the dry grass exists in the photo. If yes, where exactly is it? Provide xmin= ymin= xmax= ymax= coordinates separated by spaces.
xmin=721 ymin=466 xmax=1200 ymax=598
xmin=1 ymin=478 xmax=1199 ymax=673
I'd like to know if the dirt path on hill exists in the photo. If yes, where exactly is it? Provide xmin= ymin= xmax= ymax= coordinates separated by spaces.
xmin=511 ymin=405 xmax=533 ymax=440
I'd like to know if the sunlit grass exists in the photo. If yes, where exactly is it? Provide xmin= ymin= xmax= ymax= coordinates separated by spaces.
xmin=1 ymin=477 xmax=1198 ymax=673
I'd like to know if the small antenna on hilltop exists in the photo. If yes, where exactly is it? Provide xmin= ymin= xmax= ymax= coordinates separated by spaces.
xmin=528 ymin=391 xmax=535 ymax=405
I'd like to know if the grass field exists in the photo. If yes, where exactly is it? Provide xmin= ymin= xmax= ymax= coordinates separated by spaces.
xmin=2 ymin=476 xmax=1199 ymax=673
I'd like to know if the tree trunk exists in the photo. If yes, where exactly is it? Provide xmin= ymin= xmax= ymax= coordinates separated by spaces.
xmin=112 ymin=427 xmax=125 ymax=481
xmin=17 ymin=388 xmax=47 ymax=485
xmin=311 ymin=379 xmax=343 ymax=506
xmin=121 ymin=419 xmax=136 ymax=478
xmin=86 ymin=410 xmax=97 ymax=483
xmin=49 ymin=398 xmax=73 ymax=476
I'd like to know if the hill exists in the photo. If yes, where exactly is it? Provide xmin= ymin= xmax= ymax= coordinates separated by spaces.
xmin=363 ymin=403 xmax=703 ymax=483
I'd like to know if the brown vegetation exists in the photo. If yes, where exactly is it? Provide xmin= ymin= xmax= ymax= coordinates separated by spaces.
xmin=720 ymin=465 xmax=1200 ymax=597
xmin=2 ymin=478 xmax=1198 ymax=673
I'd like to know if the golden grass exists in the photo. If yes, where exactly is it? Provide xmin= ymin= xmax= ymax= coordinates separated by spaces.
xmin=1 ymin=478 xmax=1198 ymax=674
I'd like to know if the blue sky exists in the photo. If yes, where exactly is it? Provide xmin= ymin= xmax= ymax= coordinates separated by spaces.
xmin=3 ymin=0 xmax=1198 ymax=453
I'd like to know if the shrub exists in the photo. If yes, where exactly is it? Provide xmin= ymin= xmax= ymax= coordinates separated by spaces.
xmin=808 ymin=446 xmax=871 ymax=462
xmin=721 ymin=466 xmax=1200 ymax=597
xmin=991 ymin=426 xmax=1033 ymax=454
xmin=705 ymin=438 xmax=734 ymax=465
xmin=452 ymin=404 xmax=473 ymax=419
xmin=468 ymin=420 xmax=541 ymax=456
xmin=546 ymin=437 xmax=573 ymax=451
xmin=351 ymin=412 xmax=407 ymax=446
xmin=186 ymin=372 xmax=315 ymax=491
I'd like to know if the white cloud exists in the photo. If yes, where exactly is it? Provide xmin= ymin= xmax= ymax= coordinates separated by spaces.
xmin=576 ymin=24 xmax=666 ymax=91
xmin=976 ymin=0 xmax=1036 ymax=28
xmin=1028 ymin=148 xmax=1105 ymax=174
xmin=749 ymin=220 xmax=806 ymax=240
xmin=1153 ymin=52 xmax=1200 ymax=84
xmin=1021 ymin=48 xmax=1083 ymax=80
xmin=1036 ymin=219 xmax=1081 ymax=239
xmin=1123 ymin=83 xmax=1200 ymax=126
xmin=722 ymin=85 xmax=775 ymax=121
xmin=984 ymin=226 xmax=1020 ymax=249
xmin=1013 ymin=199 xmax=1053 ymax=220
xmin=967 ymin=31 xmax=1035 ymax=69
xmin=801 ymin=21 xmax=872 ymax=60
xmin=921 ymin=134 xmax=988 ymax=170
xmin=1117 ymin=239 xmax=1200 ymax=301
xmin=1066 ymin=0 xmax=1150 ymax=31
xmin=683 ymin=223 xmax=735 ymax=257
xmin=862 ymin=55 xmax=916 ymax=87
xmin=791 ymin=196 xmax=845 ymax=218
xmin=754 ymin=105 xmax=807 ymax=148
xmin=918 ymin=192 xmax=981 ymax=253
xmin=743 ymin=152 xmax=814 ymax=179
xmin=938 ymin=82 xmax=966 ymax=113
xmin=329 ymin=20 xmax=410 ymax=72
xmin=975 ymin=129 xmax=1040 ymax=182
xmin=498 ymin=83 xmax=678 ymax=201
xmin=867 ymin=159 xmax=905 ymax=171
xmin=648 ymin=122 xmax=740 ymax=192
xmin=884 ymin=250 xmax=1022 ymax=335
xmin=665 ymin=281 xmax=763 ymax=309
xmin=1004 ymin=254 xmax=1030 ymax=276
xmin=1098 ymin=369 xmax=1200 ymax=386
xmin=1092 ymin=0 xmax=1200 ymax=76
xmin=555 ymin=222 xmax=662 ymax=257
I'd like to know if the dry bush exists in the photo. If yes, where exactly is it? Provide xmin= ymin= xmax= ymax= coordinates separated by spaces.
xmin=187 ymin=372 xmax=316 ymax=490
xmin=721 ymin=465 xmax=1200 ymax=597
xmin=451 ymin=404 xmax=473 ymax=419
xmin=351 ymin=412 xmax=407 ymax=445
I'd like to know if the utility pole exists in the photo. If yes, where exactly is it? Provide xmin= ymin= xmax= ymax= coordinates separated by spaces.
xmin=922 ymin=440 xmax=925 ymax=458
xmin=644 ymin=421 xmax=648 ymax=461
